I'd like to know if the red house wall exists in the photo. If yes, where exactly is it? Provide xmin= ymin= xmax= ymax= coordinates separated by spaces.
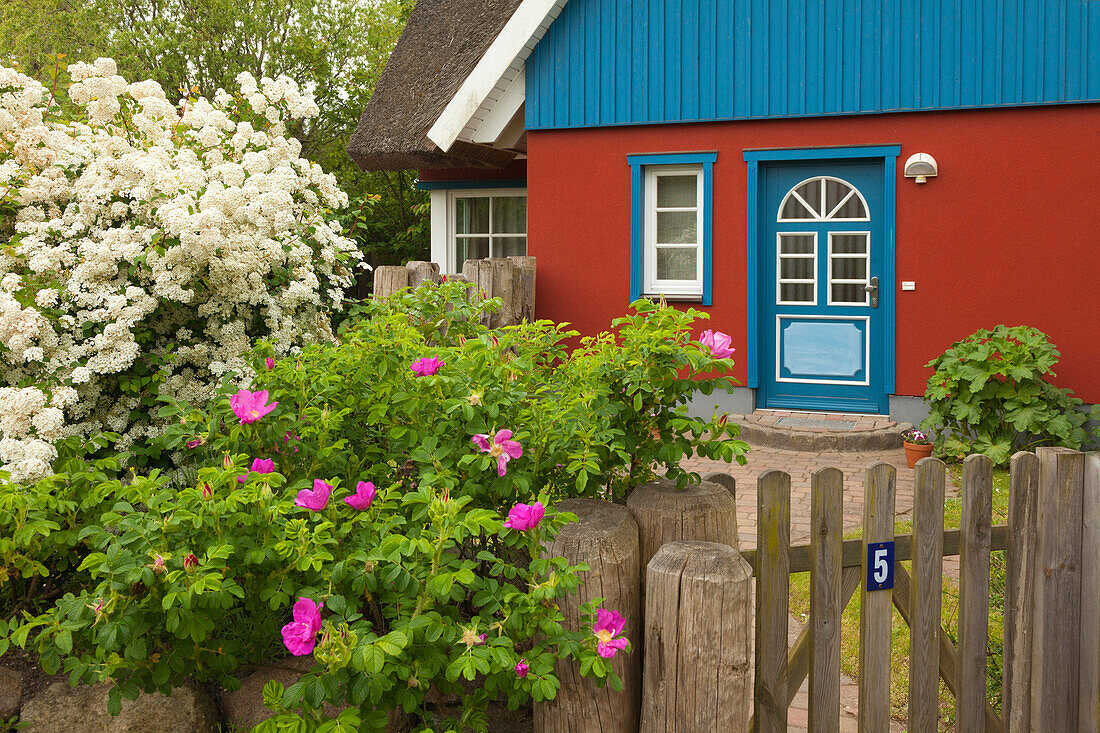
xmin=526 ymin=104 xmax=1100 ymax=402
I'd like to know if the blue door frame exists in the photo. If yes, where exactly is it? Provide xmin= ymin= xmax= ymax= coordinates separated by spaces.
xmin=743 ymin=146 xmax=900 ymax=414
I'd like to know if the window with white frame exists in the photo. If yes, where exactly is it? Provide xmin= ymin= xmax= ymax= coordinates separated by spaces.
xmin=644 ymin=166 xmax=704 ymax=297
xmin=451 ymin=190 xmax=527 ymax=271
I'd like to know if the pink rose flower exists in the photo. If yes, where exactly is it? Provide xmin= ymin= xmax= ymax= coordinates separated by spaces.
xmin=265 ymin=357 xmax=275 ymax=370
xmin=593 ymin=609 xmax=628 ymax=658
xmin=502 ymin=501 xmax=545 ymax=531
xmin=410 ymin=356 xmax=443 ymax=376
xmin=229 ymin=389 xmax=278 ymax=424
xmin=515 ymin=658 xmax=529 ymax=678
xmin=472 ymin=429 xmax=523 ymax=477
xmin=186 ymin=438 xmax=204 ymax=449
xmin=296 ymin=479 xmax=332 ymax=511
xmin=345 ymin=481 xmax=376 ymax=511
xmin=184 ymin=553 xmax=199 ymax=571
xmin=281 ymin=597 xmax=323 ymax=656
xmin=698 ymin=329 xmax=735 ymax=359
xmin=240 ymin=458 xmax=275 ymax=484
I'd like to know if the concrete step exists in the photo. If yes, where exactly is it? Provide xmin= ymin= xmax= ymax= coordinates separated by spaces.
xmin=733 ymin=410 xmax=912 ymax=451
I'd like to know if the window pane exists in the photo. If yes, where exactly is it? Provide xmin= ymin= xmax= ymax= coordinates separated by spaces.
xmin=781 ymin=257 xmax=814 ymax=280
xmin=824 ymin=179 xmax=852 ymax=217
xmin=656 ymin=247 xmax=697 ymax=280
xmin=493 ymin=236 xmax=527 ymax=257
xmin=656 ymin=175 xmax=697 ymax=208
xmin=492 ymin=196 xmax=526 ymax=234
xmin=780 ymin=283 xmax=814 ymax=303
xmin=656 ymin=211 xmax=698 ymax=244
xmin=832 ymin=283 xmax=867 ymax=304
xmin=831 ymin=234 xmax=868 ymax=254
xmin=831 ymin=257 xmax=866 ymax=280
xmin=456 ymin=237 xmax=489 ymax=270
xmin=780 ymin=195 xmax=814 ymax=219
xmin=832 ymin=193 xmax=867 ymax=219
xmin=780 ymin=234 xmax=815 ymax=255
xmin=456 ymin=198 xmax=489 ymax=234
xmin=794 ymin=179 xmax=822 ymax=216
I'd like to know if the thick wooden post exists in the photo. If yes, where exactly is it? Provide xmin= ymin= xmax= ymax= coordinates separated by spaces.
xmin=957 ymin=454 xmax=993 ymax=732
xmin=461 ymin=259 xmax=494 ymax=326
xmin=372 ymin=266 xmax=409 ymax=299
xmin=1004 ymin=451 xmax=1038 ymax=733
xmin=808 ymin=467 xmax=843 ymax=733
xmin=535 ymin=499 xmax=641 ymax=733
xmin=640 ymin=541 xmax=752 ymax=733
xmin=626 ymin=478 xmax=739 ymax=593
xmin=1031 ymin=447 xmax=1085 ymax=732
xmin=460 ymin=257 xmax=536 ymax=327
xmin=858 ymin=462 xmax=895 ymax=733
xmin=754 ymin=470 xmax=790 ymax=733
xmin=1081 ymin=452 xmax=1100 ymax=733
xmin=909 ymin=457 xmax=945 ymax=733
xmin=404 ymin=260 xmax=440 ymax=288
xmin=509 ymin=256 xmax=536 ymax=322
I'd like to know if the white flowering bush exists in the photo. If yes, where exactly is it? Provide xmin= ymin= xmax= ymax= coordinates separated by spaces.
xmin=0 ymin=58 xmax=362 ymax=480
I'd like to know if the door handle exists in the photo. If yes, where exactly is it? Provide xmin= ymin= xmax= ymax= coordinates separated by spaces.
xmin=864 ymin=276 xmax=879 ymax=308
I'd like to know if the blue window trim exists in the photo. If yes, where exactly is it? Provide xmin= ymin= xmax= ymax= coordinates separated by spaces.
xmin=415 ymin=179 xmax=527 ymax=191
xmin=627 ymin=152 xmax=717 ymax=305
xmin=742 ymin=144 xmax=900 ymax=393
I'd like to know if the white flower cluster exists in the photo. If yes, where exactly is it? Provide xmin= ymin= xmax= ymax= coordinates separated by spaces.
xmin=0 ymin=59 xmax=361 ymax=481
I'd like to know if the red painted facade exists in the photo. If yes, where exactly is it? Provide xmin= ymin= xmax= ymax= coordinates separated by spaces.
xmin=525 ymin=104 xmax=1100 ymax=402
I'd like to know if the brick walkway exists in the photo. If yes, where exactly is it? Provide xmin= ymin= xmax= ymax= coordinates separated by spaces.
xmin=681 ymin=444 xmax=942 ymax=732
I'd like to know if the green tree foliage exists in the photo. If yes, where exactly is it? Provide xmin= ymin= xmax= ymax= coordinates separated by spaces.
xmin=0 ymin=0 xmax=429 ymax=272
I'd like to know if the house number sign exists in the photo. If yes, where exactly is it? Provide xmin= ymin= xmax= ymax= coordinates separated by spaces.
xmin=866 ymin=541 xmax=895 ymax=591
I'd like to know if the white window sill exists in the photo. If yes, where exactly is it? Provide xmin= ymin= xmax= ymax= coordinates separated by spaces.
xmin=641 ymin=293 xmax=705 ymax=303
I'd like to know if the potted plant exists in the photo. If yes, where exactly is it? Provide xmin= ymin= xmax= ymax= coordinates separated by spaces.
xmin=901 ymin=428 xmax=934 ymax=468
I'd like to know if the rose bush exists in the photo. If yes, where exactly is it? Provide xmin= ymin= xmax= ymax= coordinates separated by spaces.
xmin=0 ymin=58 xmax=362 ymax=480
xmin=5 ymin=283 xmax=746 ymax=730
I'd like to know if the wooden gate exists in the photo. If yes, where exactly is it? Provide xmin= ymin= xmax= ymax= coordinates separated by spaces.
xmin=740 ymin=448 xmax=1099 ymax=732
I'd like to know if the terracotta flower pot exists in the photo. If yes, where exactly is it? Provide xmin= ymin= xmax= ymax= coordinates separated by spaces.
xmin=903 ymin=441 xmax=934 ymax=468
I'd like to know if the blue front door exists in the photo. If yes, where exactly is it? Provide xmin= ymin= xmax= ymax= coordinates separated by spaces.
xmin=757 ymin=160 xmax=889 ymax=414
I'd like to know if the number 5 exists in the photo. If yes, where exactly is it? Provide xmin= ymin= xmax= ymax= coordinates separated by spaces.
xmin=873 ymin=548 xmax=889 ymax=584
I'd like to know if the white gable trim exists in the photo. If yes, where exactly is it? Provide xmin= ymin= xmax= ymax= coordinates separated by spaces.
xmin=426 ymin=0 xmax=567 ymax=153
xmin=470 ymin=71 xmax=525 ymax=145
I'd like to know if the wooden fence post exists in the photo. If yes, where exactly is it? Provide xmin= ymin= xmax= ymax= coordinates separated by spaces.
xmin=372 ymin=266 xmax=409 ymax=299
xmin=858 ymin=462 xmax=895 ymax=733
xmin=808 ymin=467 xmax=843 ymax=733
xmin=626 ymin=478 xmax=739 ymax=594
xmin=702 ymin=471 xmax=736 ymax=500
xmin=535 ymin=499 xmax=641 ymax=733
xmin=1004 ymin=451 xmax=1038 ymax=733
xmin=508 ymin=256 xmax=536 ymax=323
xmin=957 ymin=454 xmax=993 ymax=731
xmin=460 ymin=257 xmax=536 ymax=327
xmin=404 ymin=260 xmax=440 ymax=288
xmin=1031 ymin=447 xmax=1085 ymax=732
xmin=1081 ymin=451 xmax=1100 ymax=733
xmin=641 ymin=541 xmax=752 ymax=733
xmin=754 ymin=470 xmax=790 ymax=733
xmin=909 ymin=457 xmax=945 ymax=733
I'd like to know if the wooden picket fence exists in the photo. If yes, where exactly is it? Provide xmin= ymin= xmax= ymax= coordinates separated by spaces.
xmin=740 ymin=447 xmax=1100 ymax=732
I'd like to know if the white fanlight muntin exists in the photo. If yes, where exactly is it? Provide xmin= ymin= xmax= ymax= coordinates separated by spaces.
xmin=903 ymin=153 xmax=938 ymax=183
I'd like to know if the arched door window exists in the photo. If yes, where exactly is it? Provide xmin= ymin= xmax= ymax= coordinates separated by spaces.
xmin=778 ymin=176 xmax=869 ymax=221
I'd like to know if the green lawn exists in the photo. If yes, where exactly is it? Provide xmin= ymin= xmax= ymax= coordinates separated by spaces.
xmin=787 ymin=467 xmax=1010 ymax=729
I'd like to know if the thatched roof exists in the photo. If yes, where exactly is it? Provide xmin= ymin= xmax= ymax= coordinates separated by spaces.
xmin=348 ymin=0 xmax=524 ymax=171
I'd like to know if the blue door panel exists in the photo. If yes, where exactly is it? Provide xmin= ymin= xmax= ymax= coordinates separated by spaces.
xmin=758 ymin=160 xmax=888 ymax=414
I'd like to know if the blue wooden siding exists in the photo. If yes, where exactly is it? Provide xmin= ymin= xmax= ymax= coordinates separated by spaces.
xmin=526 ymin=0 xmax=1100 ymax=129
